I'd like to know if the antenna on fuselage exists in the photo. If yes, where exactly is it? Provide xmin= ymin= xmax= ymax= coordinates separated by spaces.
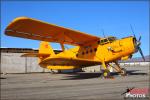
xmin=101 ymin=29 xmax=106 ymax=38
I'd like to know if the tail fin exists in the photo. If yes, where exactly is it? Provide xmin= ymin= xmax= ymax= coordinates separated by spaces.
xmin=21 ymin=41 xmax=54 ymax=57
xmin=39 ymin=41 xmax=55 ymax=55
xmin=21 ymin=41 xmax=55 ymax=65
xmin=38 ymin=41 xmax=55 ymax=63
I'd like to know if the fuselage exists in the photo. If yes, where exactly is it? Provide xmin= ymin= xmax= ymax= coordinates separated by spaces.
xmin=4 ymin=17 xmax=143 ymax=70
xmin=42 ymin=36 xmax=136 ymax=64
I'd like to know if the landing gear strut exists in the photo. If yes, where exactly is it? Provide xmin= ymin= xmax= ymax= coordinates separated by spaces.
xmin=101 ymin=61 xmax=127 ymax=78
xmin=101 ymin=62 xmax=112 ymax=78
xmin=114 ymin=62 xmax=127 ymax=76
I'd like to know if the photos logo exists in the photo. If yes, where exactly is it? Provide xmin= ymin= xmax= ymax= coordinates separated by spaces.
xmin=121 ymin=87 xmax=149 ymax=99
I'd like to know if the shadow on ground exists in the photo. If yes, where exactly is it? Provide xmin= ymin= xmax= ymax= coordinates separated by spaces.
xmin=0 ymin=77 xmax=7 ymax=79
xmin=61 ymin=70 xmax=148 ymax=80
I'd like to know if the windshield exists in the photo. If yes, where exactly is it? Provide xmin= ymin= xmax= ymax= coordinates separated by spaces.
xmin=99 ymin=37 xmax=117 ymax=45
xmin=108 ymin=37 xmax=116 ymax=42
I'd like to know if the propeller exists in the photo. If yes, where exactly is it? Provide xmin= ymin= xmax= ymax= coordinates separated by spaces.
xmin=138 ymin=46 xmax=145 ymax=61
xmin=135 ymin=36 xmax=145 ymax=61
xmin=130 ymin=24 xmax=136 ymax=39
xmin=130 ymin=25 xmax=145 ymax=61
xmin=138 ymin=36 xmax=141 ymax=41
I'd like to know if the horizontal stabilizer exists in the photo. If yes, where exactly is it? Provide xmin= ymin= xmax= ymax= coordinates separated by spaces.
xmin=21 ymin=53 xmax=50 ymax=57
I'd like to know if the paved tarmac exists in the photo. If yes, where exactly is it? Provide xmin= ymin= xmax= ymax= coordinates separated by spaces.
xmin=1 ymin=65 xmax=149 ymax=100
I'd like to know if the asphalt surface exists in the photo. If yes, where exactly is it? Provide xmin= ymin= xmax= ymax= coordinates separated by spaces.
xmin=1 ymin=65 xmax=149 ymax=100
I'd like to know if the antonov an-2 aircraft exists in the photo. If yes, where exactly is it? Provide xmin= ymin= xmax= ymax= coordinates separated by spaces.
xmin=5 ymin=17 xmax=145 ymax=78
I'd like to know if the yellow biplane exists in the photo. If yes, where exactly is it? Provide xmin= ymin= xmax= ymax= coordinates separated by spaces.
xmin=5 ymin=17 xmax=145 ymax=78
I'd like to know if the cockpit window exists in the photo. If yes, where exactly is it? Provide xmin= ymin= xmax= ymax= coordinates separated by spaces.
xmin=108 ymin=38 xmax=113 ymax=41
xmin=103 ymin=39 xmax=108 ymax=42
xmin=100 ymin=40 xmax=104 ymax=45
xmin=108 ymin=37 xmax=116 ymax=42
xmin=99 ymin=37 xmax=117 ymax=45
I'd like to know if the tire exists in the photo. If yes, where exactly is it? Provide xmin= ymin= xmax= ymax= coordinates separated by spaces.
xmin=58 ymin=70 xmax=61 ymax=73
xmin=102 ymin=69 xmax=111 ymax=78
xmin=120 ymin=68 xmax=127 ymax=76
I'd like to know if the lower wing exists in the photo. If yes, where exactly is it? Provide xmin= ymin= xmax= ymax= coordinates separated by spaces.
xmin=39 ymin=57 xmax=101 ymax=67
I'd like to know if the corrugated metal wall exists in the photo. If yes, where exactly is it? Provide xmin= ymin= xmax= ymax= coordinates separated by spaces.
xmin=1 ymin=52 xmax=150 ymax=73
xmin=1 ymin=53 xmax=46 ymax=73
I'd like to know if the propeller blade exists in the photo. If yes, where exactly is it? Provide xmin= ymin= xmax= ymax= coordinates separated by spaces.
xmin=138 ymin=36 xmax=141 ymax=42
xmin=130 ymin=24 xmax=136 ymax=38
xmin=138 ymin=47 xmax=145 ymax=61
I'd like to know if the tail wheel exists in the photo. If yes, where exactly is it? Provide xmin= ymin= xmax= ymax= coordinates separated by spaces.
xmin=50 ymin=69 xmax=56 ymax=74
xmin=58 ymin=70 xmax=61 ymax=73
xmin=51 ymin=71 xmax=55 ymax=74
xmin=120 ymin=68 xmax=127 ymax=76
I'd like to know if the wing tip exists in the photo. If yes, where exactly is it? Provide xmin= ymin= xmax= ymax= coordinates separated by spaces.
xmin=4 ymin=16 xmax=30 ymax=35
xmin=13 ymin=16 xmax=29 ymax=21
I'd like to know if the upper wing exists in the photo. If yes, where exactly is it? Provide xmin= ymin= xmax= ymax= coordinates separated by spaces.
xmin=5 ymin=17 xmax=100 ymax=46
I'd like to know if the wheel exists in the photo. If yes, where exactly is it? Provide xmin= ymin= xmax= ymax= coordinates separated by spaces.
xmin=50 ymin=69 xmax=55 ymax=74
xmin=102 ymin=69 xmax=111 ymax=78
xmin=58 ymin=70 xmax=61 ymax=73
xmin=120 ymin=68 xmax=127 ymax=76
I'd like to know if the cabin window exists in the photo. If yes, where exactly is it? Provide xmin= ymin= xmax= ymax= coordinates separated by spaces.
xmin=76 ymin=54 xmax=78 ymax=57
xmin=82 ymin=52 xmax=85 ymax=55
xmin=90 ymin=49 xmax=93 ymax=53
xmin=94 ymin=48 xmax=97 ymax=52
xmin=86 ymin=51 xmax=88 ymax=54
xmin=97 ymin=40 xmax=100 ymax=44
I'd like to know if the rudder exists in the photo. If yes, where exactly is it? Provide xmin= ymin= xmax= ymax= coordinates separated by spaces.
xmin=39 ymin=41 xmax=55 ymax=55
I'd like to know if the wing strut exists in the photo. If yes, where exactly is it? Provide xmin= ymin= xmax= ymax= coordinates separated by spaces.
xmin=60 ymin=43 xmax=65 ymax=51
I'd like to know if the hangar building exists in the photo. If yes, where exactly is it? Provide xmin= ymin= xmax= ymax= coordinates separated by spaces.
xmin=1 ymin=48 xmax=149 ymax=74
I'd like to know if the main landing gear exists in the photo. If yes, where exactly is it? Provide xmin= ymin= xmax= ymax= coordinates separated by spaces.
xmin=101 ymin=62 xmax=112 ymax=78
xmin=101 ymin=61 xmax=127 ymax=78
xmin=120 ymin=68 xmax=127 ymax=76
xmin=102 ymin=69 xmax=111 ymax=78
xmin=113 ymin=62 xmax=127 ymax=76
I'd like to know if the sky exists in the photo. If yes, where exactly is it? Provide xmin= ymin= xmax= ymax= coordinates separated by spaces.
xmin=1 ymin=1 xmax=149 ymax=57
